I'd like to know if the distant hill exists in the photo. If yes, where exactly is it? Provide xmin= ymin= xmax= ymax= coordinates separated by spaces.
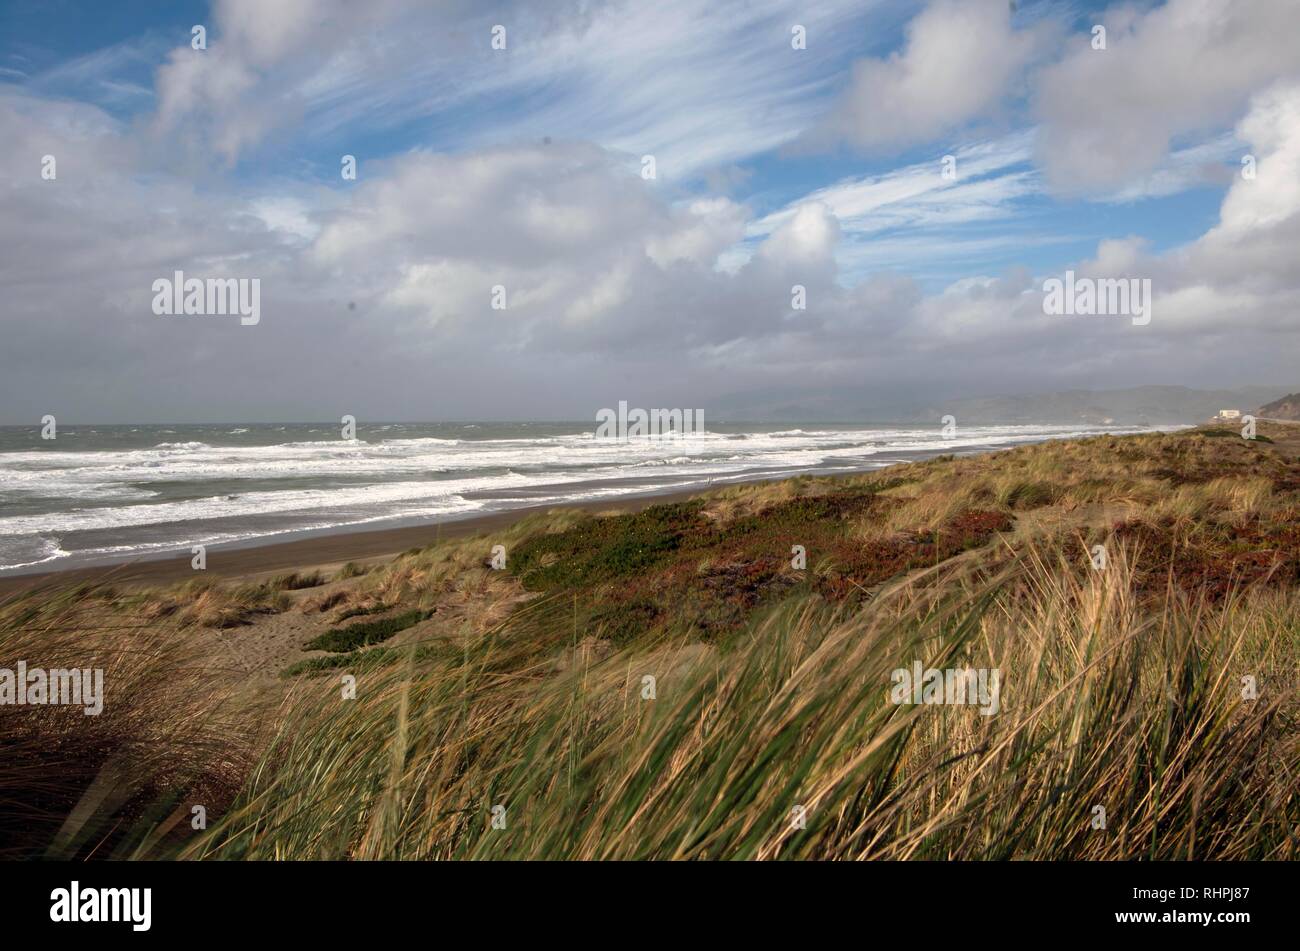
xmin=711 ymin=384 xmax=1289 ymax=425
xmin=1258 ymin=392 xmax=1300 ymax=420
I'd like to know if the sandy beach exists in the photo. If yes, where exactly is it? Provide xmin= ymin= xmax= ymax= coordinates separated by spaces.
xmin=1 ymin=423 xmax=1164 ymax=596
xmin=0 ymin=483 xmax=712 ymax=595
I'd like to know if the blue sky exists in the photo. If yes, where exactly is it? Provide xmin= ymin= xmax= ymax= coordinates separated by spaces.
xmin=0 ymin=0 xmax=1233 ymax=288
xmin=1 ymin=0 xmax=1298 ymax=421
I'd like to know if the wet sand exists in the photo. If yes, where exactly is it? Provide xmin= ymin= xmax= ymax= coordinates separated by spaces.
xmin=4 ymin=428 xmax=1177 ymax=597
xmin=0 ymin=484 xmax=715 ymax=596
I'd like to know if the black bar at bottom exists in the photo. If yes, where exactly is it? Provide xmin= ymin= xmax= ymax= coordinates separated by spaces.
xmin=1 ymin=859 xmax=1278 ymax=937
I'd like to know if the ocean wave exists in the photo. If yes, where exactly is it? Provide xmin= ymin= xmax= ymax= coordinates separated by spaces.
xmin=0 ymin=423 xmax=1168 ymax=571
xmin=380 ymin=437 xmax=461 ymax=446
xmin=0 ymin=467 xmax=636 ymax=536
xmin=0 ymin=535 xmax=67 ymax=570
xmin=286 ymin=439 xmax=367 ymax=448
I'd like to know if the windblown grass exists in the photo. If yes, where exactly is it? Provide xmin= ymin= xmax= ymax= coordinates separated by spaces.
xmin=5 ymin=425 xmax=1300 ymax=860
xmin=143 ymin=576 xmax=292 ymax=629
xmin=0 ymin=579 xmax=264 ymax=860
xmin=186 ymin=547 xmax=1299 ymax=860
xmin=268 ymin=570 xmax=326 ymax=591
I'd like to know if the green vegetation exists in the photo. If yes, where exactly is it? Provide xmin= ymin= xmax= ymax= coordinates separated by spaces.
xmin=506 ymin=481 xmax=949 ymax=645
xmin=1199 ymin=427 xmax=1274 ymax=443
xmin=3 ymin=424 xmax=1300 ymax=860
xmin=302 ymin=609 xmax=429 ymax=653
xmin=192 ymin=548 xmax=1299 ymax=860
xmin=332 ymin=601 xmax=395 ymax=621
xmin=337 ymin=561 xmax=369 ymax=580
xmin=269 ymin=570 xmax=326 ymax=590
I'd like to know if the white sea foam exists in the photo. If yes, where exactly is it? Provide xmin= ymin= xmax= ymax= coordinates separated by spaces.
xmin=0 ymin=423 xmax=1167 ymax=572
xmin=0 ymin=535 xmax=68 ymax=570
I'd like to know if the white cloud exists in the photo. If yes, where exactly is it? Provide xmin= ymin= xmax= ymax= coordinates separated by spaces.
xmin=645 ymin=198 xmax=748 ymax=269
xmin=1211 ymin=82 xmax=1300 ymax=236
xmin=757 ymin=202 xmax=841 ymax=267
xmin=1033 ymin=0 xmax=1300 ymax=193
xmin=145 ymin=0 xmax=878 ymax=177
xmin=806 ymin=0 xmax=1049 ymax=153
xmin=753 ymin=132 xmax=1035 ymax=234
xmin=1097 ymin=134 xmax=1239 ymax=204
xmin=4 ymin=7 xmax=1300 ymax=422
xmin=743 ymin=131 xmax=1040 ymax=279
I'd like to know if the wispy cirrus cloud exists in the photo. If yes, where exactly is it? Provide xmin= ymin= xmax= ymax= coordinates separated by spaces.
xmin=2 ymin=0 xmax=1300 ymax=426
xmin=751 ymin=131 xmax=1038 ymax=236
xmin=142 ymin=0 xmax=885 ymax=178
xmin=1096 ymin=133 xmax=1241 ymax=204
xmin=735 ymin=131 xmax=1044 ymax=280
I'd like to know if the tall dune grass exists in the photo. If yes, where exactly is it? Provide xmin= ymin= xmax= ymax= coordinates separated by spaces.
xmin=0 ymin=579 xmax=265 ymax=859
xmin=5 ymin=428 xmax=1299 ymax=860
xmin=185 ymin=546 xmax=1299 ymax=860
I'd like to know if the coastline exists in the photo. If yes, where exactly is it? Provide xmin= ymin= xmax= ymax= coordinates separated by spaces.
xmin=5 ymin=422 xmax=1296 ymax=863
xmin=0 ymin=483 xmax=716 ymax=595
xmin=0 ymin=425 xmax=1191 ymax=595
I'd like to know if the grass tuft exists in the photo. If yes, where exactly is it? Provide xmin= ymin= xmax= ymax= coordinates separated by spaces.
xmin=302 ymin=609 xmax=430 ymax=653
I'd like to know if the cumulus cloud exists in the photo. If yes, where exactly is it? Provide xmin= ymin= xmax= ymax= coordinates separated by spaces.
xmin=938 ymin=81 xmax=1300 ymax=383
xmin=1033 ymin=0 xmax=1300 ymax=193
xmin=1165 ymin=81 xmax=1300 ymax=324
xmin=308 ymin=143 xmax=774 ymax=353
xmin=756 ymin=202 xmax=841 ymax=269
xmin=4 ymin=2 xmax=1300 ymax=424
xmin=806 ymin=0 xmax=1048 ymax=153
xmin=0 ymin=89 xmax=846 ymax=419
xmin=6 ymin=68 xmax=1300 ymax=421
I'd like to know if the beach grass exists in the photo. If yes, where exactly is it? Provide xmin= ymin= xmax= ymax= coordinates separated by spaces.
xmin=190 ymin=550 xmax=1300 ymax=860
xmin=3 ymin=425 xmax=1299 ymax=860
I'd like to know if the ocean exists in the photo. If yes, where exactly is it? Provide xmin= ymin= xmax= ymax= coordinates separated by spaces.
xmin=0 ymin=420 xmax=1154 ymax=574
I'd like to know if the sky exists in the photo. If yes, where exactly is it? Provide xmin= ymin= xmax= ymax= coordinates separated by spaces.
xmin=1 ymin=0 xmax=1298 ymax=422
